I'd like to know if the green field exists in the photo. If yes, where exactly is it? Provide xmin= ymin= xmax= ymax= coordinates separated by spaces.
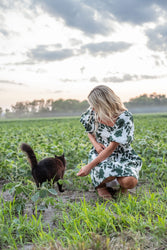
xmin=0 ymin=114 xmax=167 ymax=249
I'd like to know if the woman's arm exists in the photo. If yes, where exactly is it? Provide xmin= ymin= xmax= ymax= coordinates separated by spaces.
xmin=77 ymin=141 xmax=119 ymax=176
xmin=88 ymin=133 xmax=105 ymax=153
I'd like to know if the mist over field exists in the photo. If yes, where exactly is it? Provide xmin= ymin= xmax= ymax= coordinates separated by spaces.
xmin=127 ymin=105 xmax=167 ymax=114
xmin=0 ymin=92 xmax=167 ymax=119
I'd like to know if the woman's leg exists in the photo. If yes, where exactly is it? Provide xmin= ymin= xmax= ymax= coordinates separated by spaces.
xmin=117 ymin=176 xmax=138 ymax=194
xmin=97 ymin=176 xmax=116 ymax=188
xmin=96 ymin=177 xmax=116 ymax=199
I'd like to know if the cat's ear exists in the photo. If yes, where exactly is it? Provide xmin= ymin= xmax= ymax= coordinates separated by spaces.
xmin=55 ymin=154 xmax=64 ymax=158
xmin=58 ymin=154 xmax=65 ymax=159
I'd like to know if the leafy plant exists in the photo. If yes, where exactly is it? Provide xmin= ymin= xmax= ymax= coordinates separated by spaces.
xmin=0 ymin=114 xmax=167 ymax=249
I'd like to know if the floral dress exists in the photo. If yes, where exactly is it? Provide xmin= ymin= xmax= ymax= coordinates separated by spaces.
xmin=80 ymin=107 xmax=142 ymax=188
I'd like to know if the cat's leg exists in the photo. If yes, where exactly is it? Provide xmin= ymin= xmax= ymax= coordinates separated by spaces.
xmin=57 ymin=182 xmax=64 ymax=192
xmin=36 ymin=181 xmax=40 ymax=188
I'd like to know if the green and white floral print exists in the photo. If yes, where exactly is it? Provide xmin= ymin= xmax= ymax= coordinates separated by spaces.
xmin=80 ymin=107 xmax=142 ymax=188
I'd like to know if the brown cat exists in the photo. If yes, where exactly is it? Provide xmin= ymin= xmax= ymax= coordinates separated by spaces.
xmin=20 ymin=143 xmax=66 ymax=192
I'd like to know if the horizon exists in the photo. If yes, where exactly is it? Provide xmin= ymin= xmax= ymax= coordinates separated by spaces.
xmin=1 ymin=90 xmax=167 ymax=112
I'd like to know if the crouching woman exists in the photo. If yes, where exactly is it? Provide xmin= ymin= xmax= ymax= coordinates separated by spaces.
xmin=77 ymin=85 xmax=142 ymax=200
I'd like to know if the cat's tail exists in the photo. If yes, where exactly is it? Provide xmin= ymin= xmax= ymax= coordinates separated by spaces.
xmin=20 ymin=143 xmax=38 ymax=169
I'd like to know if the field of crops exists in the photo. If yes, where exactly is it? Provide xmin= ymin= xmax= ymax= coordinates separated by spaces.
xmin=0 ymin=114 xmax=167 ymax=249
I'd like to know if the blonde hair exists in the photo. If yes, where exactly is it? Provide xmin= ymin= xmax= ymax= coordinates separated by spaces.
xmin=88 ymin=85 xmax=127 ymax=124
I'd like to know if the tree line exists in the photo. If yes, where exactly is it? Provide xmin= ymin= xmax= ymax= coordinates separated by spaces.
xmin=1 ymin=99 xmax=89 ymax=118
xmin=0 ymin=92 xmax=167 ymax=118
xmin=125 ymin=92 xmax=167 ymax=107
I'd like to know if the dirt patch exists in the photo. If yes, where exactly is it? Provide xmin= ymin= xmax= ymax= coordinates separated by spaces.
xmin=0 ymin=179 xmax=13 ymax=202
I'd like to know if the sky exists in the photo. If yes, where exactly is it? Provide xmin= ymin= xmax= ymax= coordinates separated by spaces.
xmin=0 ymin=0 xmax=167 ymax=110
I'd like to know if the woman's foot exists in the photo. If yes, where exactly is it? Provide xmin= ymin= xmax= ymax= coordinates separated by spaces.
xmin=96 ymin=187 xmax=113 ymax=200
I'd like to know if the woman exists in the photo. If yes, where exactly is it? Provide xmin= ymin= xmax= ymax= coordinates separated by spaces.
xmin=77 ymin=85 xmax=142 ymax=200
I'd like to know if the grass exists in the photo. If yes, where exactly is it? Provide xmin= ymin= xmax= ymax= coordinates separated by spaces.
xmin=1 ymin=187 xmax=166 ymax=249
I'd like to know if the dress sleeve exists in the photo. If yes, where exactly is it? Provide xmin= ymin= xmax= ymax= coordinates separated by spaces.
xmin=109 ymin=112 xmax=134 ymax=145
xmin=80 ymin=107 xmax=95 ymax=133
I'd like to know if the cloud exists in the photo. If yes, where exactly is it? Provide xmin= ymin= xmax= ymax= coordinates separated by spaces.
xmin=146 ymin=23 xmax=167 ymax=53
xmin=103 ymin=74 xmax=138 ymax=83
xmin=82 ymin=41 xmax=132 ymax=56
xmin=69 ymin=38 xmax=83 ymax=46
xmin=0 ymin=28 xmax=9 ymax=36
xmin=33 ymin=0 xmax=167 ymax=36
xmin=60 ymin=79 xmax=77 ymax=82
xmin=102 ymin=73 xmax=164 ymax=83
xmin=53 ymin=90 xmax=63 ymax=94
xmin=80 ymin=66 xmax=85 ymax=74
xmin=28 ymin=45 xmax=75 ymax=62
xmin=0 ymin=0 xmax=33 ymax=11
xmin=102 ymin=0 xmax=157 ymax=24
xmin=2 ymin=0 xmax=167 ymax=27
xmin=34 ymin=0 xmax=110 ymax=35
xmin=27 ymin=41 xmax=131 ymax=62
xmin=152 ymin=55 xmax=165 ymax=66
xmin=84 ymin=0 xmax=167 ymax=25
xmin=2 ymin=0 xmax=167 ymax=35
xmin=5 ymin=60 xmax=37 ymax=66
xmin=43 ymin=89 xmax=64 ymax=95
xmin=0 ymin=0 xmax=11 ymax=9
xmin=0 ymin=80 xmax=25 ymax=86
xmin=90 ymin=77 xmax=99 ymax=82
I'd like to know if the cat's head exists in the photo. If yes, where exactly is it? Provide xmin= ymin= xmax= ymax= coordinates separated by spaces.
xmin=55 ymin=154 xmax=66 ymax=168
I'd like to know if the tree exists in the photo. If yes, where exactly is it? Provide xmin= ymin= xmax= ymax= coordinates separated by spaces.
xmin=11 ymin=102 xmax=29 ymax=114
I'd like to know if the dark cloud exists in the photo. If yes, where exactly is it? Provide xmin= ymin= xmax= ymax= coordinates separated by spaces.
xmin=27 ymin=41 xmax=131 ymax=63
xmin=146 ymin=24 xmax=167 ymax=53
xmin=0 ymin=80 xmax=25 ymax=86
xmin=33 ymin=0 xmax=167 ymax=33
xmin=82 ymin=41 xmax=132 ymax=56
xmin=28 ymin=45 xmax=75 ymax=62
xmin=1 ymin=0 xmax=167 ymax=63
xmin=1 ymin=0 xmax=167 ymax=35
xmin=34 ymin=0 xmax=110 ymax=35
xmin=84 ymin=0 xmax=167 ymax=25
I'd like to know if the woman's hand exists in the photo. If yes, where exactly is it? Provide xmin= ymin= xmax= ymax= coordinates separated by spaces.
xmin=95 ymin=143 xmax=106 ymax=154
xmin=88 ymin=133 xmax=105 ymax=154
xmin=77 ymin=164 xmax=92 ymax=177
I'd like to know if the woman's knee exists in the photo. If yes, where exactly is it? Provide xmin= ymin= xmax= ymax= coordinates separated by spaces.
xmin=117 ymin=176 xmax=138 ymax=189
